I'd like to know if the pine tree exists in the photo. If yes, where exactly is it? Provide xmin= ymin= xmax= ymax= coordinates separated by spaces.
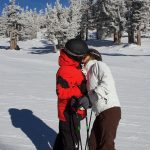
xmin=0 ymin=15 xmax=7 ymax=37
xmin=46 ymin=0 xmax=82 ymax=47
xmin=111 ymin=0 xmax=127 ymax=44
xmin=126 ymin=0 xmax=149 ymax=45
xmin=3 ymin=0 xmax=21 ymax=49
xmin=19 ymin=8 xmax=38 ymax=40
xmin=67 ymin=0 xmax=82 ymax=39
xmin=92 ymin=0 xmax=114 ymax=40
xmin=92 ymin=0 xmax=126 ymax=43
xmin=46 ymin=3 xmax=61 ymax=46
xmin=148 ymin=1 xmax=150 ymax=32
xmin=38 ymin=9 xmax=46 ymax=29
xmin=80 ymin=0 xmax=94 ymax=40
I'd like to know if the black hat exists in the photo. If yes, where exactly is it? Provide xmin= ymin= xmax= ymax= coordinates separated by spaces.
xmin=64 ymin=38 xmax=89 ymax=57
xmin=88 ymin=49 xmax=102 ymax=61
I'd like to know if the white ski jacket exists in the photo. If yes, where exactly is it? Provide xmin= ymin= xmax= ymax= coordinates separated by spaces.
xmin=85 ymin=60 xmax=121 ymax=115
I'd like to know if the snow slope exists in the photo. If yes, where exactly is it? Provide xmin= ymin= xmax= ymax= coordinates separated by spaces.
xmin=0 ymin=36 xmax=150 ymax=150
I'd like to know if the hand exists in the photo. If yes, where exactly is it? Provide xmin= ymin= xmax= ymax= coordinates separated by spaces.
xmin=70 ymin=97 xmax=81 ymax=112
xmin=70 ymin=97 xmax=87 ymax=120
xmin=78 ymin=96 xmax=91 ymax=109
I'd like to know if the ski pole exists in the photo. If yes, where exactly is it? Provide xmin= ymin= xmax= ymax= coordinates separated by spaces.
xmin=88 ymin=110 xmax=93 ymax=132
xmin=85 ymin=116 xmax=89 ymax=150
xmin=76 ymin=112 xmax=83 ymax=150
xmin=85 ymin=110 xmax=93 ymax=150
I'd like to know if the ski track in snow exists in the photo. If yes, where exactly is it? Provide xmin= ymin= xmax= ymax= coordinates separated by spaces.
xmin=0 ymin=36 xmax=150 ymax=150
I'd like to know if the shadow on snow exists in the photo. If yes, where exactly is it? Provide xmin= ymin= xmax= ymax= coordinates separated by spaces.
xmin=0 ymin=46 xmax=10 ymax=50
xmin=29 ymin=40 xmax=57 ymax=54
xmin=87 ymin=39 xmax=150 ymax=57
xmin=101 ymin=53 xmax=150 ymax=57
xmin=9 ymin=108 xmax=57 ymax=150
xmin=87 ymin=39 xmax=114 ymax=47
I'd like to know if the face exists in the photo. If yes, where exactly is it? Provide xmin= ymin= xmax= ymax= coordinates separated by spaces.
xmin=82 ymin=54 xmax=91 ymax=66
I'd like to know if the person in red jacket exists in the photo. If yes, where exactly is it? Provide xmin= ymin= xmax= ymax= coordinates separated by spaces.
xmin=53 ymin=39 xmax=89 ymax=150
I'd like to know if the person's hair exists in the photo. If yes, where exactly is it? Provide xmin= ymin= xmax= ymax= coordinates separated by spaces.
xmin=87 ymin=49 xmax=102 ymax=61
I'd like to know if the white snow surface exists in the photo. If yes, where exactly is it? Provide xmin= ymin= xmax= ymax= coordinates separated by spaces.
xmin=0 ymin=35 xmax=150 ymax=150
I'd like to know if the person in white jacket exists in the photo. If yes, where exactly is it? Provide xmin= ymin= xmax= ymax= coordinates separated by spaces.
xmin=72 ymin=49 xmax=121 ymax=150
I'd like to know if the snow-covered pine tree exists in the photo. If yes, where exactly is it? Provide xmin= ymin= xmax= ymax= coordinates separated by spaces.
xmin=125 ymin=0 xmax=134 ymax=43
xmin=137 ymin=0 xmax=149 ymax=45
xmin=79 ymin=0 xmax=89 ymax=40
xmin=126 ymin=0 xmax=149 ymax=45
xmin=0 ymin=16 xmax=3 ymax=36
xmin=58 ymin=7 xmax=70 ymax=44
xmin=38 ymin=9 xmax=46 ymax=29
xmin=148 ymin=1 xmax=150 ymax=32
xmin=80 ymin=0 xmax=94 ymax=40
xmin=67 ymin=0 xmax=82 ymax=40
xmin=92 ymin=0 xmax=126 ymax=43
xmin=0 ymin=15 xmax=7 ymax=37
xmin=92 ymin=0 xmax=113 ymax=40
xmin=54 ymin=0 xmax=69 ymax=46
xmin=46 ymin=0 xmax=82 ymax=47
xmin=56 ymin=0 xmax=83 ymax=44
xmin=18 ymin=8 xmax=38 ymax=40
xmin=2 ymin=0 xmax=21 ymax=49
xmin=110 ymin=0 xmax=127 ymax=44
xmin=46 ymin=2 xmax=61 ymax=46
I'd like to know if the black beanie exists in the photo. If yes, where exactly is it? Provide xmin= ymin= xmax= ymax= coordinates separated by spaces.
xmin=64 ymin=38 xmax=89 ymax=57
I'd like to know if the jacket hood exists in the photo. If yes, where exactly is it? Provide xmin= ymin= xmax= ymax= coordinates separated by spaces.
xmin=59 ymin=49 xmax=80 ymax=67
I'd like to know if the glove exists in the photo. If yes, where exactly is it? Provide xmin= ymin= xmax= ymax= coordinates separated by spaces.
xmin=70 ymin=97 xmax=81 ymax=112
xmin=78 ymin=80 xmax=87 ymax=94
xmin=78 ymin=96 xmax=91 ymax=109
xmin=70 ymin=97 xmax=87 ymax=120
xmin=70 ymin=95 xmax=91 ymax=111
xmin=70 ymin=96 xmax=91 ymax=110
xmin=73 ymin=90 xmax=98 ymax=110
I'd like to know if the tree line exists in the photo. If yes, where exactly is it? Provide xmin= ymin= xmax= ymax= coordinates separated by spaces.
xmin=0 ymin=0 xmax=150 ymax=50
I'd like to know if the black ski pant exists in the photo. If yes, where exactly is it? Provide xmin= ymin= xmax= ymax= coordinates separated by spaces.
xmin=53 ymin=111 xmax=81 ymax=150
xmin=89 ymin=107 xmax=121 ymax=150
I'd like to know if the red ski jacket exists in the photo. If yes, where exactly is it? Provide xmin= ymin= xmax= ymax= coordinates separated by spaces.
xmin=56 ymin=50 xmax=87 ymax=121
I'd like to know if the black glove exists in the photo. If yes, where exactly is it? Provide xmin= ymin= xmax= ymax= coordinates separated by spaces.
xmin=70 ymin=97 xmax=81 ymax=112
xmin=70 ymin=95 xmax=91 ymax=111
xmin=78 ymin=80 xmax=87 ymax=94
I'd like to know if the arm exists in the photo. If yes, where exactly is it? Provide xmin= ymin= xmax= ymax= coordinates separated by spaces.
xmin=57 ymin=84 xmax=82 ymax=100
xmin=56 ymin=70 xmax=83 ymax=100
xmin=89 ymin=62 xmax=110 ymax=101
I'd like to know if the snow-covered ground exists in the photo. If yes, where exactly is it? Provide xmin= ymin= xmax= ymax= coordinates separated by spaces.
xmin=0 ymin=35 xmax=150 ymax=150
